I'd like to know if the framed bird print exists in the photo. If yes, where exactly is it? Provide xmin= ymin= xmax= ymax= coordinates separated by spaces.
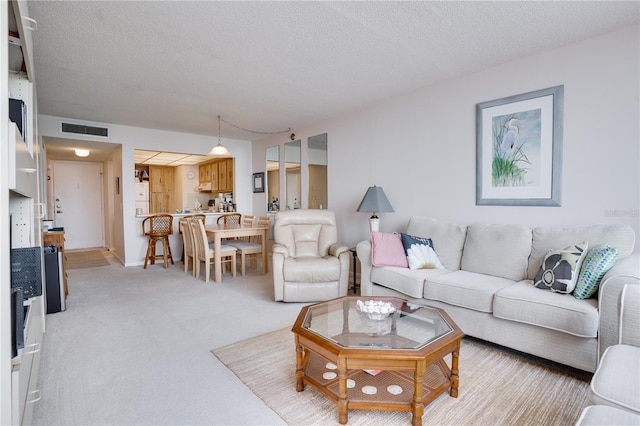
xmin=476 ymin=85 xmax=563 ymax=206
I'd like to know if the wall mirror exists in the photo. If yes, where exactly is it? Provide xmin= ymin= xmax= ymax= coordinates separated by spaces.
xmin=308 ymin=133 xmax=327 ymax=209
xmin=284 ymin=139 xmax=301 ymax=210
xmin=266 ymin=145 xmax=280 ymax=211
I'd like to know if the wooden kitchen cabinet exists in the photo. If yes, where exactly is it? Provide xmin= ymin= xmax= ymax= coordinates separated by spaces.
xmin=43 ymin=231 xmax=68 ymax=296
xmin=150 ymin=166 xmax=174 ymax=193
xmin=150 ymin=192 xmax=173 ymax=214
xmin=225 ymin=158 xmax=234 ymax=191
xmin=217 ymin=159 xmax=234 ymax=192
xmin=197 ymin=159 xmax=233 ymax=193
xmin=149 ymin=166 xmax=175 ymax=213
xmin=218 ymin=160 xmax=227 ymax=191
xmin=210 ymin=162 xmax=219 ymax=191
xmin=199 ymin=163 xmax=211 ymax=183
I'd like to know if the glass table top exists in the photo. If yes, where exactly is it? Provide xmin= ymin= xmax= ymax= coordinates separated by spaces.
xmin=301 ymin=297 xmax=453 ymax=350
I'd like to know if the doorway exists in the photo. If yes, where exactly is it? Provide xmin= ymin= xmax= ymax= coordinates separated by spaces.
xmin=51 ymin=161 xmax=105 ymax=249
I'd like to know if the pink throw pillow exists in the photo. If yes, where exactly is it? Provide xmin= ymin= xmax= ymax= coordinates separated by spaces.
xmin=371 ymin=232 xmax=408 ymax=268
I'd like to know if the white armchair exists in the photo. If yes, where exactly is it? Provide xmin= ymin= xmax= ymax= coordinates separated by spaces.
xmin=272 ymin=209 xmax=350 ymax=302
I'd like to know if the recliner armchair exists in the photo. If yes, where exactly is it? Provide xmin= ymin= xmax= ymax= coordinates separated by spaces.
xmin=272 ymin=209 xmax=350 ymax=302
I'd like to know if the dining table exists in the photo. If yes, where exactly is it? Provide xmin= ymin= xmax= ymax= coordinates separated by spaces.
xmin=205 ymin=223 xmax=269 ymax=283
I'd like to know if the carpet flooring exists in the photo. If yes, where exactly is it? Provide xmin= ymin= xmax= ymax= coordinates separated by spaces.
xmin=213 ymin=328 xmax=591 ymax=425
xmin=65 ymin=249 xmax=111 ymax=269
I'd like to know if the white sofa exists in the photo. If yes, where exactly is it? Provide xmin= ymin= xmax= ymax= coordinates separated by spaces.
xmin=356 ymin=216 xmax=639 ymax=372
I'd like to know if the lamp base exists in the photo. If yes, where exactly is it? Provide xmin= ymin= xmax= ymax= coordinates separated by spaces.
xmin=369 ymin=218 xmax=380 ymax=233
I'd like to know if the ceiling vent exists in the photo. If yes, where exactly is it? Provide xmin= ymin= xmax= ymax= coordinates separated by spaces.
xmin=60 ymin=122 xmax=109 ymax=138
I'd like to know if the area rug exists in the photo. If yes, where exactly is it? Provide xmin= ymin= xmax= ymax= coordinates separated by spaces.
xmin=212 ymin=328 xmax=591 ymax=425
xmin=66 ymin=250 xmax=110 ymax=269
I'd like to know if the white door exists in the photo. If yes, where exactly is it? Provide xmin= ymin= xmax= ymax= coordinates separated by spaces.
xmin=52 ymin=161 xmax=105 ymax=249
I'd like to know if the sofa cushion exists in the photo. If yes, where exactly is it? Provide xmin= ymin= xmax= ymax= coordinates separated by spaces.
xmin=292 ymin=224 xmax=322 ymax=257
xmin=533 ymin=241 xmax=588 ymax=293
xmin=528 ymin=224 xmax=635 ymax=279
xmin=406 ymin=216 xmax=467 ymax=270
xmin=283 ymin=256 xmax=341 ymax=282
xmin=494 ymin=281 xmax=599 ymax=337
xmin=371 ymin=232 xmax=408 ymax=267
xmin=574 ymin=244 xmax=619 ymax=299
xmin=461 ymin=223 xmax=532 ymax=281
xmin=589 ymin=345 xmax=640 ymax=414
xmin=371 ymin=266 xmax=449 ymax=299
xmin=424 ymin=270 xmax=515 ymax=313
xmin=401 ymin=233 xmax=444 ymax=270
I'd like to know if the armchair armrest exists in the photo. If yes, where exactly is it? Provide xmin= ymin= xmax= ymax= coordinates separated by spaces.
xmin=598 ymin=254 xmax=640 ymax=360
xmin=356 ymin=240 xmax=373 ymax=296
xmin=329 ymin=244 xmax=349 ymax=257
xmin=272 ymin=243 xmax=289 ymax=257
xmin=272 ymin=243 xmax=289 ymax=301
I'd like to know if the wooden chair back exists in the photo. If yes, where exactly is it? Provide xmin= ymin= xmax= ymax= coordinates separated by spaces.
xmin=180 ymin=214 xmax=205 ymax=233
xmin=241 ymin=214 xmax=255 ymax=227
xmin=217 ymin=213 xmax=241 ymax=226
xmin=142 ymin=214 xmax=173 ymax=236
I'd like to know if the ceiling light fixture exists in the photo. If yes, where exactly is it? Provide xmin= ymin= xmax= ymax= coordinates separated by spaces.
xmin=209 ymin=115 xmax=231 ymax=157
xmin=75 ymin=148 xmax=90 ymax=157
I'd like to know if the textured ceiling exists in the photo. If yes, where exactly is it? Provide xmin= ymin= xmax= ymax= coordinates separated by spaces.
xmin=26 ymin=1 xmax=640 ymax=152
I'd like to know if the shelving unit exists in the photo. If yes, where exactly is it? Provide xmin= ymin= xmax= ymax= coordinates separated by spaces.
xmin=2 ymin=1 xmax=45 ymax=424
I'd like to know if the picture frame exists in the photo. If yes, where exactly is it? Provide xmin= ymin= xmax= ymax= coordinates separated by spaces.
xmin=253 ymin=172 xmax=265 ymax=193
xmin=476 ymin=85 xmax=563 ymax=206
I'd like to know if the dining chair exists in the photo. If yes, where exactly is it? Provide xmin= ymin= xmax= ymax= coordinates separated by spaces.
xmin=228 ymin=215 xmax=271 ymax=276
xmin=179 ymin=218 xmax=197 ymax=276
xmin=217 ymin=213 xmax=242 ymax=226
xmin=217 ymin=213 xmax=242 ymax=244
xmin=190 ymin=218 xmax=237 ymax=283
xmin=142 ymin=214 xmax=174 ymax=269
xmin=179 ymin=214 xmax=205 ymax=262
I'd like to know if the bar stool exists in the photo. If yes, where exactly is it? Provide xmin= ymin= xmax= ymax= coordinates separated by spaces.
xmin=142 ymin=214 xmax=174 ymax=269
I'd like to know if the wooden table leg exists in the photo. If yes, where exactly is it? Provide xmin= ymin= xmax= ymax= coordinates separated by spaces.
xmin=295 ymin=336 xmax=305 ymax=392
xmin=337 ymin=356 xmax=348 ymax=424
xmin=261 ymin=228 xmax=268 ymax=274
xmin=412 ymin=360 xmax=426 ymax=426
xmin=450 ymin=343 xmax=460 ymax=398
xmin=214 ymin=234 xmax=222 ymax=283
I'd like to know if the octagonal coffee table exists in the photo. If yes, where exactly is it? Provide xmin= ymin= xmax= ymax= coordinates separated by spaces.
xmin=291 ymin=296 xmax=464 ymax=426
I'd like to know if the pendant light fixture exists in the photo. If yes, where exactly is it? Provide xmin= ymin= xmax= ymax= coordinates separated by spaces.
xmin=209 ymin=115 xmax=231 ymax=156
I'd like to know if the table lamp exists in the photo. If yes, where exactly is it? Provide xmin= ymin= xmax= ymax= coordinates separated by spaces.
xmin=357 ymin=185 xmax=394 ymax=233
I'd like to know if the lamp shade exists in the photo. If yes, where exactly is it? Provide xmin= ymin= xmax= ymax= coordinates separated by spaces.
xmin=356 ymin=186 xmax=394 ymax=217
xmin=209 ymin=143 xmax=231 ymax=156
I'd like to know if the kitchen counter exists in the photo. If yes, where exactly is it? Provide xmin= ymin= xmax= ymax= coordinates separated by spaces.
xmin=135 ymin=211 xmax=229 ymax=218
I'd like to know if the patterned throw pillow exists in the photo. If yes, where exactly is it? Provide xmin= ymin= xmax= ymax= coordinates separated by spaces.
xmin=371 ymin=232 xmax=408 ymax=267
xmin=400 ymin=233 xmax=444 ymax=270
xmin=533 ymin=241 xmax=588 ymax=293
xmin=573 ymin=244 xmax=619 ymax=299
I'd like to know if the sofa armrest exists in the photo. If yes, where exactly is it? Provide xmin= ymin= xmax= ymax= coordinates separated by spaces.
xmin=329 ymin=243 xmax=349 ymax=258
xmin=356 ymin=240 xmax=373 ymax=296
xmin=598 ymin=254 xmax=640 ymax=360
xmin=272 ymin=243 xmax=288 ymax=301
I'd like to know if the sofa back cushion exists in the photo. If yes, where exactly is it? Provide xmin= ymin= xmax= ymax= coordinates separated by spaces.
xmin=528 ymin=224 xmax=635 ymax=279
xmin=461 ymin=223 xmax=532 ymax=281
xmin=274 ymin=209 xmax=338 ymax=258
xmin=406 ymin=216 xmax=467 ymax=270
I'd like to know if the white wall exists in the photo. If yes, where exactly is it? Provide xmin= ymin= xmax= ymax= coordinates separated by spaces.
xmin=38 ymin=116 xmax=253 ymax=265
xmin=253 ymin=25 xmax=640 ymax=249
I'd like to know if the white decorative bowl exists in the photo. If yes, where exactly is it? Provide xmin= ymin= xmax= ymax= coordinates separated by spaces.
xmin=355 ymin=300 xmax=396 ymax=321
